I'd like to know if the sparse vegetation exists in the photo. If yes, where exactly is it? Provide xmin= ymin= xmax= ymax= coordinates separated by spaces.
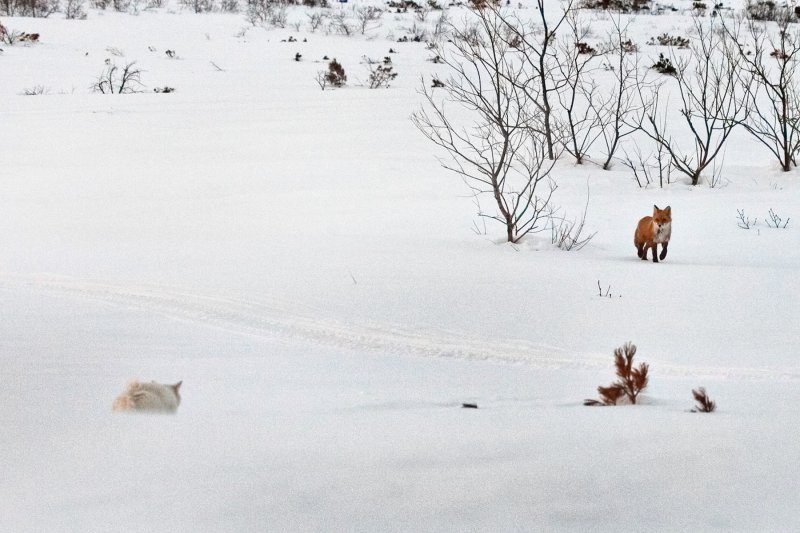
xmin=64 ymin=0 xmax=87 ymax=19
xmin=412 ymin=6 xmax=559 ymax=244
xmin=648 ymin=33 xmax=690 ymax=48
xmin=363 ymin=56 xmax=397 ymax=88
xmin=317 ymin=58 xmax=346 ymax=90
xmin=0 ymin=23 xmax=39 ymax=46
xmin=764 ymin=208 xmax=790 ymax=228
xmin=355 ymin=5 xmax=383 ymax=35
xmin=721 ymin=14 xmax=800 ymax=172
xmin=744 ymin=0 xmax=798 ymax=22
xmin=549 ymin=186 xmax=596 ymax=251
xmin=651 ymin=53 xmax=676 ymax=75
xmin=21 ymin=85 xmax=48 ymax=95
xmin=246 ymin=0 xmax=288 ymax=27
xmin=3 ymin=4 xmax=800 ymax=524
xmin=584 ymin=342 xmax=649 ymax=406
xmin=91 ymin=61 xmax=144 ymax=94
xmin=691 ymin=387 xmax=716 ymax=413
xmin=737 ymin=208 xmax=757 ymax=229
xmin=577 ymin=0 xmax=652 ymax=11
xmin=0 ymin=0 xmax=59 ymax=17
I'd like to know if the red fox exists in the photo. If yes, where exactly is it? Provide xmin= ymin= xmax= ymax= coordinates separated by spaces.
xmin=634 ymin=205 xmax=671 ymax=263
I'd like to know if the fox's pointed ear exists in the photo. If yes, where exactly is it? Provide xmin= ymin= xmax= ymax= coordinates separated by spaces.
xmin=173 ymin=381 xmax=182 ymax=392
xmin=653 ymin=204 xmax=660 ymax=213
xmin=665 ymin=206 xmax=671 ymax=213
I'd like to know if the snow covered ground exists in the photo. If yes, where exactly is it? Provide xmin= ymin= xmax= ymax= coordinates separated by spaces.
xmin=1 ymin=2 xmax=799 ymax=531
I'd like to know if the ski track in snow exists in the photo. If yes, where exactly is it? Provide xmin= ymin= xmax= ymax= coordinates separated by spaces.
xmin=1 ymin=273 xmax=797 ymax=383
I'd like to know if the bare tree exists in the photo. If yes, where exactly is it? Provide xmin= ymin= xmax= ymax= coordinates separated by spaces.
xmin=412 ymin=9 xmax=556 ymax=244
xmin=64 ymin=0 xmax=85 ymax=17
xmin=495 ymin=1 xmax=576 ymax=161
xmin=722 ymin=14 xmax=800 ymax=172
xmin=306 ymin=10 xmax=326 ymax=33
xmin=555 ymin=8 xmax=604 ymax=164
xmin=1 ymin=0 xmax=59 ymax=16
xmin=246 ymin=0 xmax=271 ymax=26
xmin=591 ymin=14 xmax=645 ymax=170
xmin=330 ymin=9 xmax=355 ymax=36
xmin=637 ymin=16 xmax=746 ymax=185
xmin=354 ymin=5 xmax=382 ymax=35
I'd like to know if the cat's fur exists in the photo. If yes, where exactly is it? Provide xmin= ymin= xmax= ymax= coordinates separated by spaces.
xmin=112 ymin=380 xmax=182 ymax=413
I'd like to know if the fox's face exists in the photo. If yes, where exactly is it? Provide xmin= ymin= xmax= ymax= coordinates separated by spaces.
xmin=652 ymin=205 xmax=671 ymax=228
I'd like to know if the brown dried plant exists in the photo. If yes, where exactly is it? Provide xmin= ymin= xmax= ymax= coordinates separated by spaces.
xmin=584 ymin=342 xmax=649 ymax=406
xmin=691 ymin=387 xmax=716 ymax=413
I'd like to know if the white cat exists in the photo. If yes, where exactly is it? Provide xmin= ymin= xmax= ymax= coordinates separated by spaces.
xmin=112 ymin=380 xmax=182 ymax=413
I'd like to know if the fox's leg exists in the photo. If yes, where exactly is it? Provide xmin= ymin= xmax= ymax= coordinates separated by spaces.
xmin=637 ymin=243 xmax=645 ymax=259
xmin=659 ymin=242 xmax=668 ymax=260
xmin=651 ymin=243 xmax=659 ymax=263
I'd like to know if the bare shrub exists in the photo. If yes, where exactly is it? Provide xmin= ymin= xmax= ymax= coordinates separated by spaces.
xmin=413 ymin=8 xmax=557 ymax=243
xmin=398 ymin=19 xmax=427 ymax=42
xmin=577 ymin=0 xmax=651 ymax=11
xmin=246 ymin=0 xmax=283 ymax=26
xmin=549 ymin=186 xmax=596 ymax=251
xmin=363 ymin=56 xmax=397 ymax=88
xmin=555 ymin=8 xmax=604 ymax=164
xmin=431 ymin=9 xmax=449 ymax=42
xmin=91 ymin=61 xmax=144 ymax=94
xmin=1 ymin=0 xmax=59 ymax=17
xmin=621 ymin=133 xmax=673 ymax=188
xmin=315 ymin=70 xmax=328 ymax=90
xmin=0 ymin=22 xmax=17 ymax=44
xmin=745 ymin=0 xmax=797 ymax=22
xmin=64 ymin=0 xmax=86 ymax=18
xmin=306 ymin=10 xmax=326 ymax=32
xmin=722 ymin=15 xmax=800 ymax=171
xmin=355 ymin=5 xmax=382 ymax=35
xmin=1 ymin=26 xmax=40 ymax=46
xmin=181 ymin=0 xmax=213 ymax=13
xmin=591 ymin=15 xmax=646 ymax=170
xmin=584 ymin=342 xmax=649 ymax=406
xmin=330 ymin=9 xmax=355 ymax=36
xmin=21 ymin=85 xmax=48 ymax=95
xmin=650 ymin=53 xmax=676 ymax=75
xmin=764 ymin=208 xmax=790 ymax=228
xmin=415 ymin=2 xmax=431 ymax=23
xmin=638 ymin=16 xmax=747 ymax=186
xmin=320 ymin=58 xmax=346 ymax=88
xmin=736 ymin=208 xmax=757 ymax=229
xmin=647 ymin=33 xmax=690 ymax=48
xmin=469 ymin=0 xmax=498 ymax=8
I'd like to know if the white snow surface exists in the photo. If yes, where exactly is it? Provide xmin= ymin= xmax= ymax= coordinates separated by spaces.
xmin=1 ymin=2 xmax=799 ymax=531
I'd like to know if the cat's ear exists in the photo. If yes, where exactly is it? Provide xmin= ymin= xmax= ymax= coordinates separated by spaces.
xmin=173 ymin=381 xmax=182 ymax=393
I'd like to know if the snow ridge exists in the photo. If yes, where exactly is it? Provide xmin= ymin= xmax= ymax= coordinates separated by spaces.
xmin=1 ymin=273 xmax=796 ymax=382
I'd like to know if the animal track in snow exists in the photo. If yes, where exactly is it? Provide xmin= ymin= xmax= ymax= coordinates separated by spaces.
xmin=1 ymin=273 xmax=797 ymax=382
